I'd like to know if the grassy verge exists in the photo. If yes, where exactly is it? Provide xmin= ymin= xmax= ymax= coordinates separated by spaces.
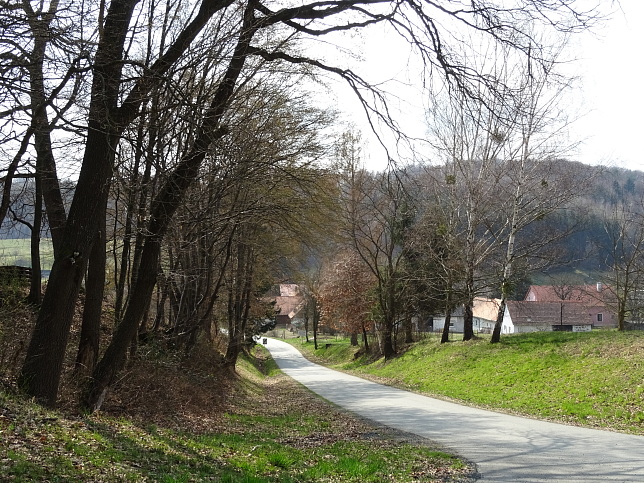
xmin=286 ymin=331 xmax=644 ymax=434
xmin=0 ymin=346 xmax=473 ymax=482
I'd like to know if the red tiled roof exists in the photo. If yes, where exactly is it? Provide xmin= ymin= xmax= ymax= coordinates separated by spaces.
xmin=524 ymin=285 xmax=610 ymax=306
xmin=274 ymin=295 xmax=305 ymax=319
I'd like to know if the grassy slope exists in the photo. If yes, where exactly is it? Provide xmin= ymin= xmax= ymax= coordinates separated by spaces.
xmin=0 ymin=346 xmax=472 ymax=482
xmin=289 ymin=331 xmax=644 ymax=434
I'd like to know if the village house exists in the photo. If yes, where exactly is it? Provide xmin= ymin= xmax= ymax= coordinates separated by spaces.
xmin=432 ymin=298 xmax=500 ymax=334
xmin=524 ymin=283 xmax=617 ymax=329
xmin=432 ymin=282 xmax=616 ymax=335
xmin=502 ymin=300 xmax=593 ymax=334
xmin=272 ymin=284 xmax=306 ymax=330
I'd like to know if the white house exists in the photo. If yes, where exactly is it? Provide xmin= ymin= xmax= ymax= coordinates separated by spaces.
xmin=432 ymin=298 xmax=498 ymax=334
xmin=431 ymin=306 xmax=465 ymax=333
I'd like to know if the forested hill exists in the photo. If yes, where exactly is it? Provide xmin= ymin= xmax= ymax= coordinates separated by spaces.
xmin=557 ymin=161 xmax=644 ymax=274
xmin=1 ymin=161 xmax=642 ymax=274
xmin=403 ymin=159 xmax=644 ymax=277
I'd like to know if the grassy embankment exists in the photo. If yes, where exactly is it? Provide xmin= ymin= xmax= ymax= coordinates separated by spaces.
xmin=287 ymin=331 xmax=644 ymax=434
xmin=0 ymin=346 xmax=469 ymax=482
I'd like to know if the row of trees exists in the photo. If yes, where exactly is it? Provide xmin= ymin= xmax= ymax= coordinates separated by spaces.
xmin=0 ymin=0 xmax=602 ymax=409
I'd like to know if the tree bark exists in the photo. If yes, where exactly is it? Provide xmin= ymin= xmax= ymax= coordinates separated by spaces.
xmin=463 ymin=303 xmax=474 ymax=341
xmin=350 ymin=332 xmax=358 ymax=346
xmin=27 ymin=171 xmax=42 ymax=306
xmin=361 ymin=323 xmax=369 ymax=353
xmin=75 ymin=214 xmax=107 ymax=375
xmin=18 ymin=0 xmax=141 ymax=406
xmin=81 ymin=6 xmax=258 ymax=411
xmin=441 ymin=311 xmax=452 ymax=344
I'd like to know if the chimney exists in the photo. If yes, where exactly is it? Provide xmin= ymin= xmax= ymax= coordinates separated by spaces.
xmin=596 ymin=282 xmax=602 ymax=292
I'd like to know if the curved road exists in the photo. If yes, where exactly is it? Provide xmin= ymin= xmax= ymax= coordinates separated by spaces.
xmin=264 ymin=338 xmax=644 ymax=482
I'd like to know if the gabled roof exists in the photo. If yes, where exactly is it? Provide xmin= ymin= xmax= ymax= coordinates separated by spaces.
xmin=506 ymin=301 xmax=591 ymax=326
xmin=473 ymin=297 xmax=501 ymax=322
xmin=274 ymin=295 xmax=305 ymax=319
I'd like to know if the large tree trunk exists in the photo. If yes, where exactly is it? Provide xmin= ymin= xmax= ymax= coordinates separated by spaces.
xmin=382 ymin=318 xmax=395 ymax=359
xmin=27 ymin=172 xmax=43 ymax=306
xmin=18 ymin=0 xmax=141 ymax=406
xmin=491 ymin=298 xmax=507 ymax=343
xmin=350 ymin=332 xmax=358 ymax=346
xmin=18 ymin=128 xmax=115 ymax=405
xmin=463 ymin=302 xmax=474 ymax=341
xmin=441 ymin=313 xmax=451 ymax=344
xmin=75 ymin=214 xmax=107 ymax=375
xmin=81 ymin=10 xmax=258 ymax=411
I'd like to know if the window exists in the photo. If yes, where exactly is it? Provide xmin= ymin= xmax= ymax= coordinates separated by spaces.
xmin=597 ymin=313 xmax=603 ymax=322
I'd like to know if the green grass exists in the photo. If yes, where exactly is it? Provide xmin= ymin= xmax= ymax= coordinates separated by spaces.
xmin=0 ymin=346 xmax=469 ymax=482
xmin=287 ymin=331 xmax=644 ymax=434
xmin=0 ymin=238 xmax=54 ymax=269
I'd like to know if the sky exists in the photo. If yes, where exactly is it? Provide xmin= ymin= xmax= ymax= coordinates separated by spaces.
xmin=327 ymin=1 xmax=644 ymax=173
xmin=570 ymin=1 xmax=644 ymax=171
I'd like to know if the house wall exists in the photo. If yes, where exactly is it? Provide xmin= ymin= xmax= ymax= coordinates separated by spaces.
xmin=473 ymin=317 xmax=495 ymax=333
xmin=501 ymin=307 xmax=550 ymax=334
xmin=588 ymin=307 xmax=616 ymax=328
xmin=432 ymin=316 xmax=465 ymax=333
xmin=501 ymin=307 xmax=514 ymax=333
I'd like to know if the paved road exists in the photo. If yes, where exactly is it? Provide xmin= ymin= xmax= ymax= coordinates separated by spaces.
xmin=264 ymin=338 xmax=644 ymax=482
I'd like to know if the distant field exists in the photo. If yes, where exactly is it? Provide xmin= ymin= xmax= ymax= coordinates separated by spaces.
xmin=0 ymin=238 xmax=54 ymax=270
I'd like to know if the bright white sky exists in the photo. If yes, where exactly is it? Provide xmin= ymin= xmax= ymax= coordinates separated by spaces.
xmin=327 ymin=1 xmax=644 ymax=173
xmin=570 ymin=0 xmax=644 ymax=172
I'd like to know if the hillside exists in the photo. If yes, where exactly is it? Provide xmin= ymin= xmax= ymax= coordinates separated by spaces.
xmin=0 ymin=346 xmax=473 ymax=482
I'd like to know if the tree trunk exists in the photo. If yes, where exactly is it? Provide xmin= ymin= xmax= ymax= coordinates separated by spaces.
xmin=463 ymin=303 xmax=474 ymax=341
xmin=75 ymin=215 xmax=107 ymax=375
xmin=27 ymin=171 xmax=42 ymax=306
xmin=81 ymin=9 xmax=257 ymax=410
xmin=382 ymin=318 xmax=395 ymax=359
xmin=491 ymin=298 xmax=507 ymax=343
xmin=81 ymin=234 xmax=161 ymax=411
xmin=462 ymin=248 xmax=475 ymax=340
xmin=362 ymin=323 xmax=369 ymax=353
xmin=350 ymin=332 xmax=358 ymax=346
xmin=18 ymin=126 xmax=115 ymax=405
xmin=441 ymin=312 xmax=451 ymax=344
xmin=27 ymin=1 xmax=67 ymax=258
xmin=18 ymin=0 xmax=141 ymax=406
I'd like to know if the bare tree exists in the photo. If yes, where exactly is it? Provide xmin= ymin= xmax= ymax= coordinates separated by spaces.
xmin=15 ymin=0 xmax=600 ymax=406
xmin=319 ymin=250 xmax=376 ymax=350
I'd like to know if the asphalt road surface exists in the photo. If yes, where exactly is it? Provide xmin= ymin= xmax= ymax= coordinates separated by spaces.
xmin=264 ymin=338 xmax=644 ymax=482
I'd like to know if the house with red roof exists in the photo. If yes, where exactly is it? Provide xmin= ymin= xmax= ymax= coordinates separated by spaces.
xmin=502 ymin=300 xmax=594 ymax=334
xmin=272 ymin=284 xmax=306 ymax=329
xmin=523 ymin=283 xmax=616 ymax=329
